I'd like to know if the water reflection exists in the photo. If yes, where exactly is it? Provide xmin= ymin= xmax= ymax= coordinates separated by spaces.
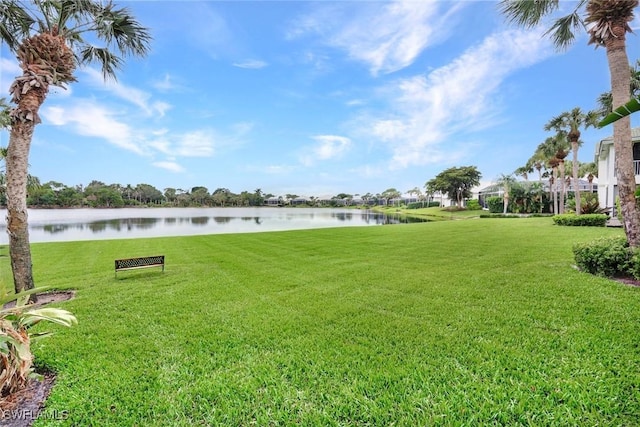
xmin=0 ymin=208 xmax=429 ymax=243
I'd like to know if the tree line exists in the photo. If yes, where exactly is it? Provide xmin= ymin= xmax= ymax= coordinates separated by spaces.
xmin=0 ymin=177 xmax=448 ymax=209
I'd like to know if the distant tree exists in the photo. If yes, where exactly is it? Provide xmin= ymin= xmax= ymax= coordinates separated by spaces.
xmin=164 ymin=188 xmax=177 ymax=205
xmin=496 ymin=174 xmax=516 ymax=214
xmin=513 ymin=164 xmax=532 ymax=181
xmin=407 ymin=187 xmax=423 ymax=205
xmin=579 ymin=161 xmax=598 ymax=193
xmin=193 ymin=186 xmax=211 ymax=206
xmin=135 ymin=183 xmax=163 ymax=205
xmin=537 ymin=135 xmax=569 ymax=214
xmin=56 ymin=185 xmax=83 ymax=207
xmin=426 ymin=166 xmax=481 ymax=208
xmin=211 ymin=188 xmax=229 ymax=206
xmin=381 ymin=188 xmax=401 ymax=206
xmin=545 ymin=107 xmax=598 ymax=215
xmin=253 ymin=188 xmax=265 ymax=206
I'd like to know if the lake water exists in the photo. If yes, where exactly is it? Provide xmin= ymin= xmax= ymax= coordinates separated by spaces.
xmin=0 ymin=208 xmax=428 ymax=244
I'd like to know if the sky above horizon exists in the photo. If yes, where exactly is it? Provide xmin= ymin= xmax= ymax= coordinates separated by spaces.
xmin=1 ymin=1 xmax=639 ymax=198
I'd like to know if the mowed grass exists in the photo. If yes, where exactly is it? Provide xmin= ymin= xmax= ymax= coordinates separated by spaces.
xmin=3 ymin=218 xmax=640 ymax=425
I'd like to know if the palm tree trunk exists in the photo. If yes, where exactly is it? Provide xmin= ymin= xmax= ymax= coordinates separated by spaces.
xmin=6 ymin=121 xmax=36 ymax=300
xmin=552 ymin=170 xmax=558 ymax=214
xmin=607 ymin=25 xmax=640 ymax=246
xmin=572 ymin=141 xmax=581 ymax=215
xmin=503 ymin=192 xmax=509 ymax=214
xmin=558 ymin=161 xmax=566 ymax=214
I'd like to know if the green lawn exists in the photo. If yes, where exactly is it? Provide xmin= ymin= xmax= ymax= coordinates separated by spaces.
xmin=3 ymin=218 xmax=640 ymax=425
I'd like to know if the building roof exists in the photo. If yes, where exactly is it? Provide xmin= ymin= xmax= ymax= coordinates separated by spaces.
xmin=595 ymin=127 xmax=640 ymax=159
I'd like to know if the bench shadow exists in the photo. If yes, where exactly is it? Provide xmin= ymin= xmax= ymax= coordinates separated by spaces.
xmin=114 ymin=270 xmax=166 ymax=281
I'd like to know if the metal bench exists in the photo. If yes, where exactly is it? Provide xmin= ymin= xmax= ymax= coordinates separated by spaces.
xmin=115 ymin=255 xmax=165 ymax=277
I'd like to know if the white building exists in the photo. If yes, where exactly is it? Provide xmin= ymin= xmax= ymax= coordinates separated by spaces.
xmin=595 ymin=127 xmax=640 ymax=211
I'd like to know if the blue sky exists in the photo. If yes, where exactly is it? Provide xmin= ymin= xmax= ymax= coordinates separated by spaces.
xmin=1 ymin=1 xmax=639 ymax=197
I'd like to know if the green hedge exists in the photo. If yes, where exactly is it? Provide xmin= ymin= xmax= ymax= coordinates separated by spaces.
xmin=486 ymin=196 xmax=504 ymax=214
xmin=479 ymin=213 xmax=520 ymax=218
xmin=573 ymin=237 xmax=640 ymax=279
xmin=552 ymin=214 xmax=608 ymax=227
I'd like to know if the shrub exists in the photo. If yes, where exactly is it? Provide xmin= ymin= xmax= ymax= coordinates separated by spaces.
xmin=486 ymin=196 xmax=504 ymax=214
xmin=0 ymin=288 xmax=77 ymax=396
xmin=465 ymin=199 xmax=482 ymax=210
xmin=552 ymin=214 xmax=607 ymax=227
xmin=479 ymin=213 xmax=520 ymax=218
xmin=406 ymin=202 xmax=426 ymax=209
xmin=573 ymin=237 xmax=637 ymax=278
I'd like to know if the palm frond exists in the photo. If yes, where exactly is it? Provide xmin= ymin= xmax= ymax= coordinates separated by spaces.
xmin=78 ymin=45 xmax=123 ymax=80
xmin=598 ymin=97 xmax=640 ymax=127
xmin=0 ymin=1 xmax=34 ymax=51
xmin=545 ymin=12 xmax=583 ymax=50
xmin=87 ymin=2 xmax=152 ymax=56
xmin=498 ymin=0 xmax=561 ymax=28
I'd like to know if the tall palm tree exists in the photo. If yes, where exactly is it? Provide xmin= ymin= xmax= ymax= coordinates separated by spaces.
xmin=1 ymin=1 xmax=151 ymax=297
xmin=579 ymin=161 xmax=599 ymax=192
xmin=500 ymin=0 xmax=640 ymax=245
xmin=544 ymin=107 xmax=599 ymax=215
xmin=537 ymin=135 xmax=569 ymax=214
xmin=527 ymin=149 xmax=548 ymax=213
xmin=496 ymin=174 xmax=517 ymax=214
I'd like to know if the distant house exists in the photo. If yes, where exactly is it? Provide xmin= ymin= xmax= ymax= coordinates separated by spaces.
xmin=595 ymin=127 xmax=640 ymax=212
xmin=477 ymin=179 xmax=595 ymax=210
xmin=266 ymin=197 xmax=282 ymax=206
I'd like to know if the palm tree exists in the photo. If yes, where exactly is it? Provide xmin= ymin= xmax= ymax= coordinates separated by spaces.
xmin=496 ymin=174 xmax=517 ymax=214
xmin=1 ymin=1 xmax=151 ymax=296
xmin=579 ymin=161 xmax=599 ymax=192
xmin=544 ymin=107 xmax=599 ymax=215
xmin=514 ymin=164 xmax=533 ymax=181
xmin=407 ymin=187 xmax=422 ymax=206
xmin=527 ymin=148 xmax=548 ymax=213
xmin=500 ymin=0 xmax=640 ymax=245
xmin=537 ymin=135 xmax=569 ymax=214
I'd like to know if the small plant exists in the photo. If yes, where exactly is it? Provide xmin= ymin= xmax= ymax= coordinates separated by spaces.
xmin=0 ymin=288 xmax=77 ymax=397
xmin=566 ymin=193 xmax=609 ymax=215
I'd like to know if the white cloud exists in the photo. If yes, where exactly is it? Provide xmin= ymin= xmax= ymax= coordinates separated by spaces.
xmin=41 ymin=102 xmax=143 ymax=155
xmin=232 ymin=59 xmax=268 ymax=69
xmin=359 ymin=28 xmax=554 ymax=169
xmin=42 ymin=100 xmax=219 ymax=160
xmin=299 ymin=135 xmax=351 ymax=166
xmin=152 ymin=74 xmax=183 ymax=92
xmin=289 ymin=1 xmax=466 ymax=75
xmin=82 ymin=68 xmax=170 ymax=117
xmin=153 ymin=161 xmax=185 ymax=173
xmin=174 ymin=130 xmax=216 ymax=157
